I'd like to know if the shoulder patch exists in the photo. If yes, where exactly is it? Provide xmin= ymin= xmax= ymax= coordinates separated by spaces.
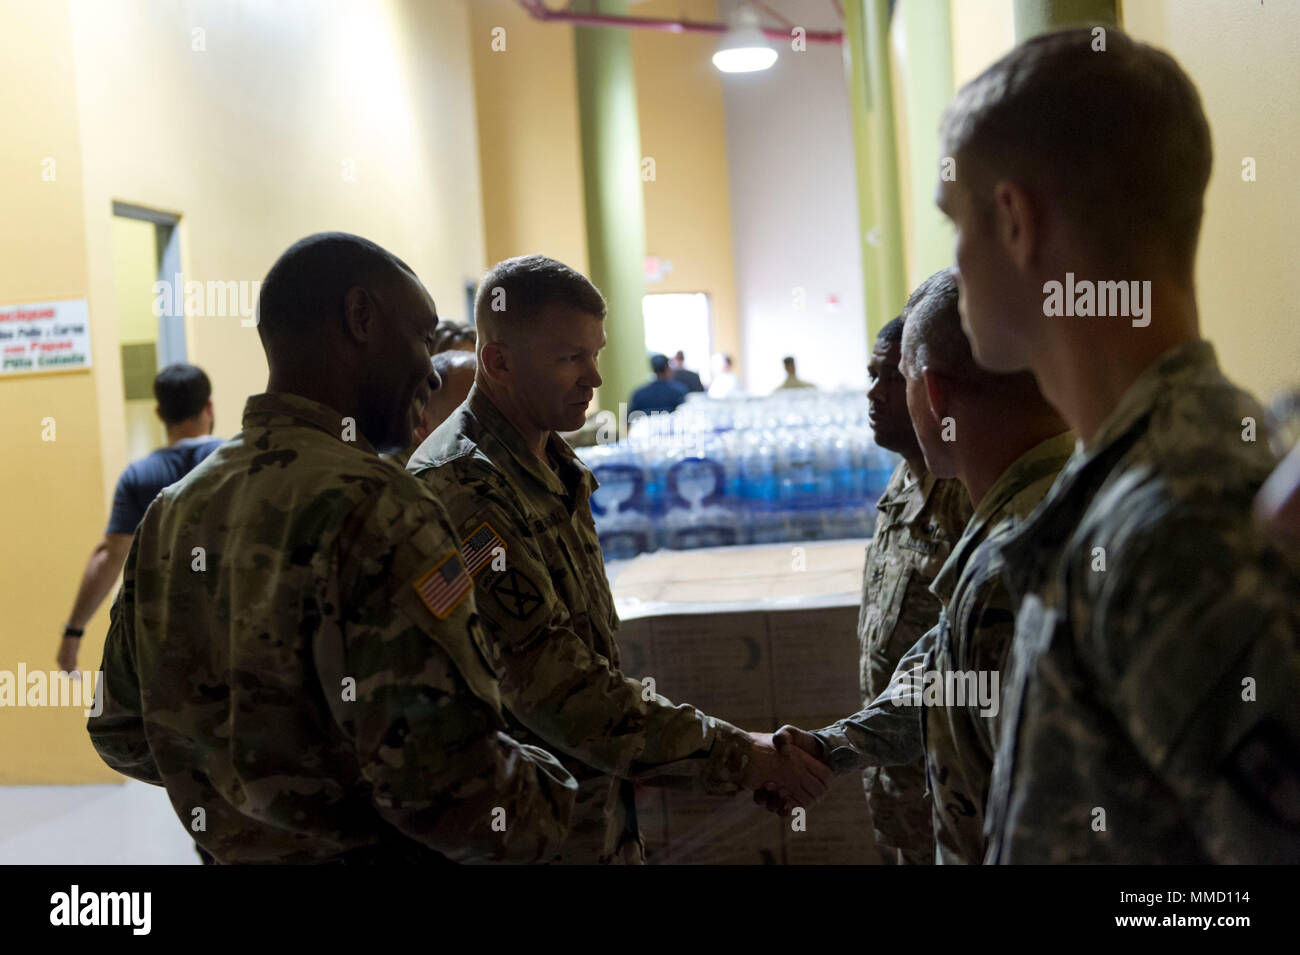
xmin=461 ymin=521 xmax=507 ymax=577
xmin=413 ymin=551 xmax=473 ymax=620
xmin=489 ymin=567 xmax=543 ymax=620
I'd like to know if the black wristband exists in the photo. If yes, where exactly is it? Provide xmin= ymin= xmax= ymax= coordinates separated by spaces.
xmin=62 ymin=625 xmax=84 ymax=639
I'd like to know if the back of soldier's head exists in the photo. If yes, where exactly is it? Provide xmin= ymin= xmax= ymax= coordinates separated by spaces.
xmin=474 ymin=254 xmax=606 ymax=347
xmin=256 ymin=232 xmax=416 ymax=359
xmin=941 ymin=27 xmax=1211 ymax=281
xmin=901 ymin=268 xmax=1046 ymax=407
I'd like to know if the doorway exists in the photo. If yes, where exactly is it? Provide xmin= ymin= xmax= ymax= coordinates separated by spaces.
xmin=110 ymin=202 xmax=184 ymax=461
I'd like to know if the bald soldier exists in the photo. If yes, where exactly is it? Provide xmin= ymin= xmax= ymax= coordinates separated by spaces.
xmin=88 ymin=233 xmax=576 ymax=864
xmin=857 ymin=315 xmax=972 ymax=864
xmin=938 ymin=30 xmax=1300 ymax=862
xmin=409 ymin=254 xmax=831 ymax=864
xmin=765 ymin=268 xmax=1072 ymax=864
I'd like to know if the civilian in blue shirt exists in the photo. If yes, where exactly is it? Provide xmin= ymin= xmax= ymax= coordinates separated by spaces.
xmin=58 ymin=363 xmax=223 ymax=673
xmin=629 ymin=353 xmax=689 ymax=416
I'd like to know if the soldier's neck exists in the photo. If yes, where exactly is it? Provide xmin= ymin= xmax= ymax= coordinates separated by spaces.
xmin=479 ymin=380 xmax=551 ymax=464
xmin=904 ymin=455 xmax=928 ymax=484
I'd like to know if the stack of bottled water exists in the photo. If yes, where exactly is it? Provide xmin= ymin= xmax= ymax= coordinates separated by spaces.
xmin=579 ymin=389 xmax=897 ymax=560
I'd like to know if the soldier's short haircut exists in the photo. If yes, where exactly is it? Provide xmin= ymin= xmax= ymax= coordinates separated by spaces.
xmin=474 ymin=255 xmax=606 ymax=344
xmin=153 ymin=363 xmax=212 ymax=424
xmin=876 ymin=316 xmax=905 ymax=347
xmin=900 ymin=268 xmax=1040 ymax=398
xmin=256 ymin=232 xmax=414 ymax=347
xmin=940 ymin=27 xmax=1211 ymax=279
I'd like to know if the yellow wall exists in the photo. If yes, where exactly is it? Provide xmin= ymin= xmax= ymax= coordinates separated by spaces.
xmin=470 ymin=0 xmax=589 ymax=274
xmin=469 ymin=0 xmax=742 ymax=390
xmin=2 ymin=0 xmax=487 ymax=783
xmin=1123 ymin=0 xmax=1300 ymax=403
xmin=0 ymin=0 xmax=107 ymax=783
xmin=631 ymin=0 xmax=741 ymax=372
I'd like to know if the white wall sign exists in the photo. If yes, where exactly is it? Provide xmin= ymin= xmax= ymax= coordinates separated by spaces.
xmin=0 ymin=299 xmax=92 ymax=376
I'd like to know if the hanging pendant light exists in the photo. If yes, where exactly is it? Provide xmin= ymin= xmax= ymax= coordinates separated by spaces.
xmin=712 ymin=4 xmax=778 ymax=73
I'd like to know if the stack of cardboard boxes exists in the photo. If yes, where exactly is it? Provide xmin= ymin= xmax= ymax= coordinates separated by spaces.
xmin=610 ymin=540 xmax=882 ymax=865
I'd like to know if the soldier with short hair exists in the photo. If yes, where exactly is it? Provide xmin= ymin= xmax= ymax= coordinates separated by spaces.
xmin=764 ymin=268 xmax=1072 ymax=865
xmin=937 ymin=29 xmax=1300 ymax=862
xmin=409 ymin=254 xmax=832 ymax=865
xmin=88 ymin=233 xmax=577 ymax=864
xmin=854 ymin=314 xmax=972 ymax=864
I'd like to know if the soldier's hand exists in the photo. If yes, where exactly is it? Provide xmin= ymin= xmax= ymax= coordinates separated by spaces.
xmin=743 ymin=731 xmax=831 ymax=816
xmin=773 ymin=723 xmax=826 ymax=762
xmin=57 ymin=636 xmax=80 ymax=675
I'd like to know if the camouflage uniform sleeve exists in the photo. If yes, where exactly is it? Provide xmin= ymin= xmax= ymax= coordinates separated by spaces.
xmin=87 ymin=533 xmax=164 ymax=785
xmin=443 ymin=480 xmax=753 ymax=795
xmin=812 ymin=625 xmax=933 ymax=774
xmin=329 ymin=478 xmax=577 ymax=864
xmin=1081 ymin=513 xmax=1300 ymax=863
xmin=961 ymin=578 xmax=1018 ymax=757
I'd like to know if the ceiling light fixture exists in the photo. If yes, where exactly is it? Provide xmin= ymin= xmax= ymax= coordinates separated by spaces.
xmin=712 ymin=5 xmax=778 ymax=74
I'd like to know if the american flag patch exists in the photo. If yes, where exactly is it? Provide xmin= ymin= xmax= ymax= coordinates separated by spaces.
xmin=413 ymin=552 xmax=473 ymax=620
xmin=460 ymin=521 xmax=506 ymax=578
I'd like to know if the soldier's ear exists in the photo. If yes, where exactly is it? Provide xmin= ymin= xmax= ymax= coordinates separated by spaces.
xmin=922 ymin=368 xmax=950 ymax=425
xmin=341 ymin=286 xmax=376 ymax=345
xmin=479 ymin=339 xmax=511 ymax=382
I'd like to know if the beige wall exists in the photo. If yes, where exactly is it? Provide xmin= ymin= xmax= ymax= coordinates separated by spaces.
xmin=1123 ymin=0 xmax=1300 ymax=403
xmin=1 ymin=0 xmax=487 ymax=783
xmin=469 ymin=0 xmax=742 ymax=391
xmin=0 ymin=0 xmax=107 ymax=784
xmin=632 ymin=0 xmax=741 ymax=373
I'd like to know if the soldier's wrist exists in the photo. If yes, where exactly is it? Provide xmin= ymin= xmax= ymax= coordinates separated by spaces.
xmin=62 ymin=624 xmax=85 ymax=639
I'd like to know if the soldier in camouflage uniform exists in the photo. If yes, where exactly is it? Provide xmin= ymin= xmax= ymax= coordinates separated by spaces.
xmin=936 ymin=31 xmax=1300 ymax=862
xmin=855 ymin=314 xmax=972 ymax=864
xmin=409 ymin=255 xmax=831 ymax=864
xmin=88 ymin=233 xmax=577 ymax=863
xmin=770 ymin=269 xmax=1072 ymax=864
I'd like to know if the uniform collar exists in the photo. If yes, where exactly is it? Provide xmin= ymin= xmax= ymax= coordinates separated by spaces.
xmin=930 ymin=431 xmax=1074 ymax=603
xmin=998 ymin=341 xmax=1221 ymax=592
xmin=897 ymin=463 xmax=939 ymax=524
xmin=242 ymin=393 xmax=377 ymax=455
xmin=468 ymin=385 xmax=595 ymax=506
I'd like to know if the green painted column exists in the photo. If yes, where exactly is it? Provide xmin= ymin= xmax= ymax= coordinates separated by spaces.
xmin=573 ymin=0 xmax=648 ymax=416
xmin=1014 ymin=0 xmax=1118 ymax=40
xmin=898 ymin=0 xmax=955 ymax=288
xmin=844 ymin=0 xmax=907 ymax=343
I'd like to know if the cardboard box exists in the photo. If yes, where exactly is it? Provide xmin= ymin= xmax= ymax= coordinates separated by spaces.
xmin=609 ymin=540 xmax=880 ymax=864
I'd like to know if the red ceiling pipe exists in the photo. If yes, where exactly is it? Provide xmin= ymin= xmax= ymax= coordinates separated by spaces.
xmin=516 ymin=0 xmax=844 ymax=45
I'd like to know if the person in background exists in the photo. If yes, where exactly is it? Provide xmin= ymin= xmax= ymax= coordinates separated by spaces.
xmin=432 ymin=319 xmax=476 ymax=353
xmin=58 ymin=363 xmax=222 ymax=674
xmin=669 ymin=350 xmax=704 ymax=393
xmin=628 ymin=353 xmax=689 ymax=416
xmin=775 ymin=355 xmax=815 ymax=391
xmin=386 ymin=350 xmax=477 ymax=470
xmin=708 ymin=353 xmax=738 ymax=398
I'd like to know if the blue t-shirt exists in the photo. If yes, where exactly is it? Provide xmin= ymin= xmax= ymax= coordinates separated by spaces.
xmin=629 ymin=379 xmax=689 ymax=416
xmin=106 ymin=437 xmax=224 ymax=535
